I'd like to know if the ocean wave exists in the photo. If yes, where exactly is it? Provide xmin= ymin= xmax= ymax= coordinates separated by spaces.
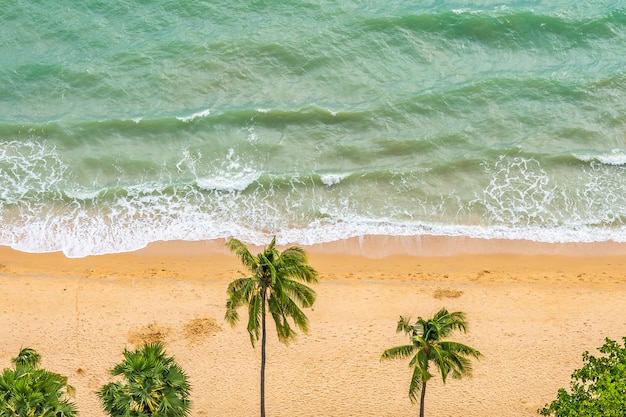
xmin=176 ymin=108 xmax=211 ymax=122
xmin=0 ymin=105 xmax=368 ymax=134
xmin=4 ymin=214 xmax=626 ymax=258
xmin=361 ymin=8 xmax=625 ymax=50
xmin=2 ymin=1 xmax=626 ymax=257
xmin=573 ymin=149 xmax=626 ymax=165
xmin=196 ymin=171 xmax=262 ymax=192
xmin=320 ymin=173 xmax=350 ymax=186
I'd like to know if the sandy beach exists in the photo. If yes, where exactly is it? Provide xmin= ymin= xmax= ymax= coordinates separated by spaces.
xmin=1 ymin=236 xmax=625 ymax=417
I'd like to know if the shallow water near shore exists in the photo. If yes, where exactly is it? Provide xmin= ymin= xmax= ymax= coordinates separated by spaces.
xmin=2 ymin=1 xmax=626 ymax=256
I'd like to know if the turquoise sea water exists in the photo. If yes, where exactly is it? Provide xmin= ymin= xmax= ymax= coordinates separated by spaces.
xmin=1 ymin=1 xmax=626 ymax=257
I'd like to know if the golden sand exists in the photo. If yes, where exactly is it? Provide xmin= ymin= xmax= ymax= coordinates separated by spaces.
xmin=1 ymin=236 xmax=625 ymax=416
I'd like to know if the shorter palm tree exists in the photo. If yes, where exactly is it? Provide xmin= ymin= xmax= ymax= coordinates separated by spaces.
xmin=98 ymin=342 xmax=191 ymax=417
xmin=0 ymin=347 xmax=77 ymax=417
xmin=381 ymin=307 xmax=482 ymax=417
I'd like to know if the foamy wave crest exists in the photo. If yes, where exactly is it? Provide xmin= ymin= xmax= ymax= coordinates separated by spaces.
xmin=176 ymin=108 xmax=211 ymax=122
xmin=255 ymin=221 xmax=626 ymax=249
xmin=574 ymin=149 xmax=626 ymax=165
xmin=196 ymin=171 xmax=261 ymax=192
xmin=320 ymin=173 xmax=349 ymax=186
xmin=194 ymin=148 xmax=262 ymax=191
xmin=6 ymin=208 xmax=626 ymax=258
xmin=63 ymin=187 xmax=106 ymax=200
xmin=4 ymin=143 xmax=626 ymax=257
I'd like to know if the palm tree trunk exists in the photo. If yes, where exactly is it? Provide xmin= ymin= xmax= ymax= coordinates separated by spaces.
xmin=419 ymin=381 xmax=427 ymax=417
xmin=260 ymin=290 xmax=267 ymax=417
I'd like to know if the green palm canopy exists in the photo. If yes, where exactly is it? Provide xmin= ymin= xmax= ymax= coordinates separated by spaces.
xmin=381 ymin=307 xmax=482 ymax=417
xmin=225 ymin=236 xmax=318 ymax=417
xmin=0 ymin=347 xmax=77 ymax=417
xmin=98 ymin=342 xmax=191 ymax=417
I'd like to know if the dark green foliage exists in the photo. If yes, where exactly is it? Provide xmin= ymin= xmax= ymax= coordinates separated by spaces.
xmin=381 ymin=307 xmax=482 ymax=417
xmin=539 ymin=337 xmax=626 ymax=417
xmin=98 ymin=342 xmax=191 ymax=417
xmin=225 ymin=236 xmax=318 ymax=417
xmin=0 ymin=347 xmax=77 ymax=417
xmin=225 ymin=236 xmax=318 ymax=347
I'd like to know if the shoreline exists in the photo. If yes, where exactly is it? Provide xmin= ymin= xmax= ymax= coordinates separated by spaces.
xmin=41 ymin=233 xmax=626 ymax=257
xmin=1 ymin=235 xmax=625 ymax=416
xmin=7 ymin=234 xmax=626 ymax=260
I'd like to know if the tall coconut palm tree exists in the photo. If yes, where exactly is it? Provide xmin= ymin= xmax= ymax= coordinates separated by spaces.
xmin=98 ymin=342 xmax=191 ymax=417
xmin=381 ymin=307 xmax=482 ymax=417
xmin=225 ymin=236 xmax=318 ymax=417
xmin=0 ymin=347 xmax=77 ymax=417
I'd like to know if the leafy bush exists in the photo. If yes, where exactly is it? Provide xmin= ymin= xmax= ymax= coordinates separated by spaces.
xmin=540 ymin=337 xmax=626 ymax=417
xmin=0 ymin=347 xmax=77 ymax=417
xmin=98 ymin=342 xmax=191 ymax=417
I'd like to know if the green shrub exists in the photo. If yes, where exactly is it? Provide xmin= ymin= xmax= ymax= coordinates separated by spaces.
xmin=0 ymin=347 xmax=77 ymax=417
xmin=98 ymin=342 xmax=191 ymax=417
xmin=540 ymin=337 xmax=626 ymax=417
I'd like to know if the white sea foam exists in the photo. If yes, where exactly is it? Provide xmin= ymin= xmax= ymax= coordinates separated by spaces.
xmin=3 ymin=145 xmax=626 ymax=257
xmin=63 ymin=187 xmax=104 ymax=200
xmin=574 ymin=149 xmax=626 ymax=165
xmin=196 ymin=171 xmax=261 ymax=192
xmin=476 ymin=156 xmax=560 ymax=226
xmin=176 ymin=108 xmax=211 ymax=122
xmin=5 ymin=203 xmax=626 ymax=258
xmin=320 ymin=173 xmax=349 ymax=186
xmin=246 ymin=127 xmax=258 ymax=143
xmin=0 ymin=140 xmax=67 ymax=202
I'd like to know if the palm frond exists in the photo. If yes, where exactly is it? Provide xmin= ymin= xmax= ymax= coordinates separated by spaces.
xmin=429 ymin=344 xmax=452 ymax=383
xmin=438 ymin=341 xmax=483 ymax=359
xmin=1 ymin=349 xmax=77 ymax=417
xmin=226 ymin=277 xmax=255 ymax=296
xmin=396 ymin=316 xmax=414 ymax=335
xmin=437 ymin=341 xmax=482 ymax=379
xmin=225 ymin=277 xmax=257 ymax=327
xmin=278 ymin=247 xmax=319 ymax=283
xmin=408 ymin=365 xmax=423 ymax=404
xmin=434 ymin=308 xmax=469 ymax=336
xmin=224 ymin=299 xmax=240 ymax=327
xmin=246 ymin=293 xmax=263 ymax=347
xmin=414 ymin=317 xmax=428 ymax=337
xmin=278 ymin=279 xmax=317 ymax=308
xmin=380 ymin=344 xmax=416 ymax=361
xmin=268 ymin=305 xmax=296 ymax=344
xmin=226 ymin=238 xmax=257 ymax=272
xmin=12 ymin=348 xmax=41 ymax=370
xmin=410 ymin=334 xmax=429 ymax=350
xmin=448 ymin=354 xmax=474 ymax=380
xmin=258 ymin=251 xmax=279 ymax=286
xmin=416 ymin=349 xmax=432 ymax=382
xmin=277 ymin=293 xmax=309 ymax=333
